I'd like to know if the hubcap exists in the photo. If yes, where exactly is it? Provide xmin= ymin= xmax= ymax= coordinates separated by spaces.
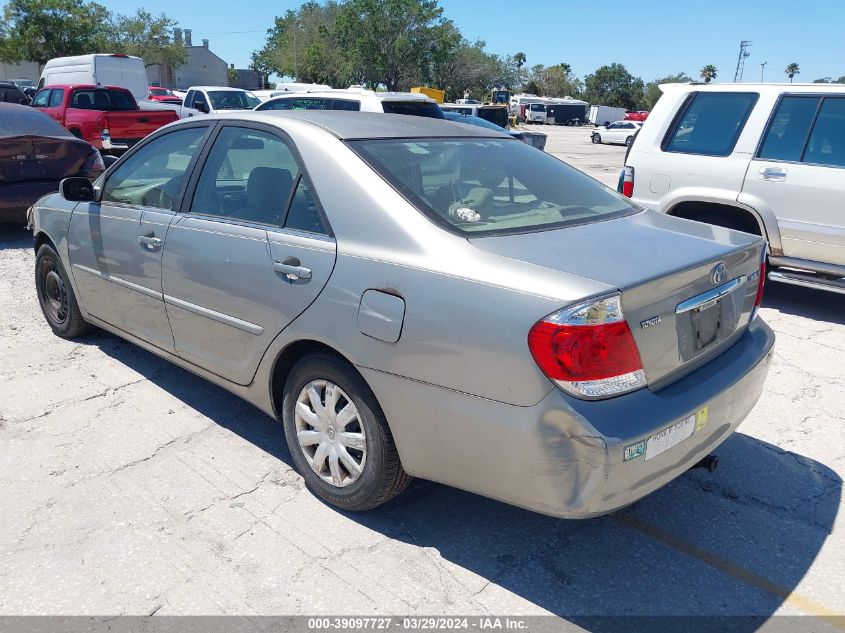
xmin=294 ymin=379 xmax=366 ymax=488
xmin=42 ymin=262 xmax=69 ymax=324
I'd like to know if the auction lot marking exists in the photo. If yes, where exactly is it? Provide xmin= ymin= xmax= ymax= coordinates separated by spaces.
xmin=614 ymin=513 xmax=844 ymax=626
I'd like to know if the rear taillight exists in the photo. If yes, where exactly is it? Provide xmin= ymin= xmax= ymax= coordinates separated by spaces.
xmin=752 ymin=257 xmax=766 ymax=319
xmin=528 ymin=294 xmax=647 ymax=399
xmin=81 ymin=149 xmax=106 ymax=177
xmin=618 ymin=166 xmax=634 ymax=197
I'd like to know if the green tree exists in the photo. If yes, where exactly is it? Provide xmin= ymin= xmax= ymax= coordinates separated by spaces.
xmin=252 ymin=1 xmax=353 ymax=86
xmin=813 ymin=77 xmax=832 ymax=83
xmin=642 ymin=73 xmax=692 ymax=110
xmin=335 ymin=0 xmax=452 ymax=91
xmin=431 ymin=36 xmax=508 ymax=101
xmin=785 ymin=63 xmax=800 ymax=82
xmin=699 ymin=64 xmax=717 ymax=83
xmin=542 ymin=63 xmax=582 ymax=98
xmin=583 ymin=63 xmax=644 ymax=110
xmin=0 ymin=0 xmax=110 ymax=66
xmin=109 ymin=9 xmax=186 ymax=69
xmin=514 ymin=50 xmax=526 ymax=86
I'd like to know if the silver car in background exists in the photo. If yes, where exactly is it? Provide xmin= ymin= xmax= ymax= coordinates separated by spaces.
xmin=30 ymin=111 xmax=774 ymax=518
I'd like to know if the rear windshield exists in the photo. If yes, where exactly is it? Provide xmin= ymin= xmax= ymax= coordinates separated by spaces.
xmin=0 ymin=107 xmax=74 ymax=137
xmin=71 ymin=89 xmax=136 ymax=111
xmin=350 ymin=138 xmax=636 ymax=236
xmin=381 ymin=101 xmax=445 ymax=119
xmin=208 ymin=91 xmax=253 ymax=110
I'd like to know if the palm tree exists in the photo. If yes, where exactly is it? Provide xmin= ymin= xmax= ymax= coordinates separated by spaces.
xmin=514 ymin=52 xmax=526 ymax=87
xmin=700 ymin=65 xmax=717 ymax=83
xmin=785 ymin=63 xmax=800 ymax=83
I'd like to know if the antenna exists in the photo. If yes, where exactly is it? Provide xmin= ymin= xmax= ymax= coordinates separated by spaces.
xmin=734 ymin=40 xmax=752 ymax=82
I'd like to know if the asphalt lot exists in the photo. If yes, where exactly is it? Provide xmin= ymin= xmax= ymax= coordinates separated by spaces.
xmin=1 ymin=124 xmax=844 ymax=628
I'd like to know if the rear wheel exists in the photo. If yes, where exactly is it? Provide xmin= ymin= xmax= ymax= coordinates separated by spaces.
xmin=592 ymin=134 xmax=601 ymax=144
xmin=625 ymin=136 xmax=633 ymax=146
xmin=35 ymin=244 xmax=92 ymax=338
xmin=282 ymin=353 xmax=411 ymax=511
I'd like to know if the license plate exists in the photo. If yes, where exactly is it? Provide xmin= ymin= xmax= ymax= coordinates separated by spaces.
xmin=645 ymin=414 xmax=696 ymax=461
xmin=692 ymin=299 xmax=722 ymax=351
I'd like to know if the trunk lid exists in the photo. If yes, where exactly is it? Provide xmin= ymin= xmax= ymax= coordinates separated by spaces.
xmin=0 ymin=135 xmax=91 ymax=183
xmin=469 ymin=209 xmax=765 ymax=389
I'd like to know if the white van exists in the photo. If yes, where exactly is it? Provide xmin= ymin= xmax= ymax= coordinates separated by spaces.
xmin=38 ymin=54 xmax=169 ymax=110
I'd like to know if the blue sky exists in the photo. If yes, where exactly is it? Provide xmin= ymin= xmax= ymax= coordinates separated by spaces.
xmin=107 ymin=0 xmax=844 ymax=83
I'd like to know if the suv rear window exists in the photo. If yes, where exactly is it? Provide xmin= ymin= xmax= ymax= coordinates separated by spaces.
xmin=71 ymin=89 xmax=136 ymax=111
xmin=350 ymin=138 xmax=635 ymax=236
xmin=380 ymin=101 xmax=444 ymax=119
xmin=663 ymin=92 xmax=758 ymax=156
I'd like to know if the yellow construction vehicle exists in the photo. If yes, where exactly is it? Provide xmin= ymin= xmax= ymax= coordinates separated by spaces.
xmin=411 ymin=86 xmax=445 ymax=104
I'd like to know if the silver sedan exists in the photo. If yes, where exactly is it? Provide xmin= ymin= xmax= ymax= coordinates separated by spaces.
xmin=30 ymin=111 xmax=774 ymax=518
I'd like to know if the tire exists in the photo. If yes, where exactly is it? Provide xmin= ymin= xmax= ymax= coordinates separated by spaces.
xmin=282 ymin=352 xmax=411 ymax=511
xmin=35 ymin=243 xmax=92 ymax=339
xmin=592 ymin=134 xmax=601 ymax=144
xmin=625 ymin=136 xmax=633 ymax=147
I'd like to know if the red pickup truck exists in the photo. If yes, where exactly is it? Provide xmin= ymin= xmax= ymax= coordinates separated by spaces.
xmin=31 ymin=84 xmax=179 ymax=154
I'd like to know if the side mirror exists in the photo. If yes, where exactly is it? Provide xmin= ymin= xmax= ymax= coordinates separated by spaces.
xmin=196 ymin=101 xmax=209 ymax=114
xmin=60 ymin=177 xmax=96 ymax=202
xmin=102 ymin=154 xmax=119 ymax=168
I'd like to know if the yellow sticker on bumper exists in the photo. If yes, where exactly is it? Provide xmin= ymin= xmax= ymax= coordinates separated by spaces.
xmin=695 ymin=406 xmax=709 ymax=433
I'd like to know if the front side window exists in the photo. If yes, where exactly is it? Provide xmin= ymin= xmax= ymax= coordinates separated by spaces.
xmin=32 ymin=90 xmax=50 ymax=108
xmin=351 ymin=138 xmax=636 ymax=236
xmin=758 ymin=96 xmax=819 ymax=162
xmin=664 ymin=92 xmax=758 ymax=156
xmin=803 ymin=98 xmax=845 ymax=167
xmin=190 ymin=127 xmax=299 ymax=226
xmin=48 ymin=89 xmax=64 ymax=107
xmin=207 ymin=90 xmax=251 ymax=110
xmin=101 ymin=127 xmax=208 ymax=209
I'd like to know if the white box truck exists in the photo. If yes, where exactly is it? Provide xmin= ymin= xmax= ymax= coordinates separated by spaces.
xmin=588 ymin=105 xmax=626 ymax=127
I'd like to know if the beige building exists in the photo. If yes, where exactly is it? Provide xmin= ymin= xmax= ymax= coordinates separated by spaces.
xmin=147 ymin=28 xmax=228 ymax=90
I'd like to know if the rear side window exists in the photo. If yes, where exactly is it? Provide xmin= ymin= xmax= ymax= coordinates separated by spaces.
xmin=804 ymin=98 xmax=845 ymax=167
xmin=758 ymin=97 xmax=819 ymax=162
xmin=663 ymin=92 xmax=758 ymax=156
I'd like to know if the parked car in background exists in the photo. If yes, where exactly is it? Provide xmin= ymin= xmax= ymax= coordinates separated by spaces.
xmin=591 ymin=120 xmax=642 ymax=146
xmin=440 ymin=103 xmax=509 ymax=128
xmin=624 ymin=110 xmax=650 ymax=122
xmin=0 ymin=81 xmax=31 ymax=104
xmin=442 ymin=111 xmax=547 ymax=151
xmin=180 ymin=86 xmax=260 ymax=117
xmin=0 ymin=103 xmax=105 ymax=224
xmin=31 ymin=110 xmax=772 ymax=518
xmin=623 ymin=82 xmax=845 ymax=294
xmin=149 ymin=87 xmax=182 ymax=104
xmin=31 ymin=85 xmax=179 ymax=154
xmin=256 ymin=88 xmax=444 ymax=119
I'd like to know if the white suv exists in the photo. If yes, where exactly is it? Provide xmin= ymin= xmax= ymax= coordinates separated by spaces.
xmin=622 ymin=83 xmax=845 ymax=294
xmin=255 ymin=87 xmax=444 ymax=118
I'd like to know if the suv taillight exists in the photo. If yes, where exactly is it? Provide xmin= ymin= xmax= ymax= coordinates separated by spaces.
xmin=618 ymin=166 xmax=634 ymax=197
xmin=752 ymin=258 xmax=766 ymax=319
xmin=528 ymin=294 xmax=647 ymax=399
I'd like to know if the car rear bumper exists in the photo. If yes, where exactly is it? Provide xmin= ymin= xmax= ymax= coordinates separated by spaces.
xmin=360 ymin=317 xmax=775 ymax=518
xmin=0 ymin=181 xmax=60 ymax=223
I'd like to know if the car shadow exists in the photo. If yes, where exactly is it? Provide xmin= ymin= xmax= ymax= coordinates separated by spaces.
xmin=762 ymin=280 xmax=845 ymax=326
xmin=86 ymin=332 xmax=842 ymax=631
xmin=0 ymin=225 xmax=32 ymax=251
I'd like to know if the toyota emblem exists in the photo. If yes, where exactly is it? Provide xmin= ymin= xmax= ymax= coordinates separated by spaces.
xmin=711 ymin=262 xmax=727 ymax=285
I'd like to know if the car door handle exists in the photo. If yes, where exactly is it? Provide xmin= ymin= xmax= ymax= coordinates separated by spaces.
xmin=138 ymin=235 xmax=162 ymax=250
xmin=760 ymin=167 xmax=787 ymax=181
xmin=273 ymin=257 xmax=312 ymax=280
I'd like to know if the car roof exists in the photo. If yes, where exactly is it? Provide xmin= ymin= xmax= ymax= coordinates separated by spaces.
xmin=659 ymin=82 xmax=845 ymax=95
xmin=190 ymin=86 xmax=246 ymax=92
xmin=216 ymin=110 xmax=510 ymax=140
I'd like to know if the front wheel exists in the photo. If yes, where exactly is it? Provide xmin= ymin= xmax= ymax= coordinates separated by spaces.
xmin=282 ymin=353 xmax=411 ymax=511
xmin=35 ymin=243 xmax=92 ymax=338
xmin=592 ymin=134 xmax=601 ymax=144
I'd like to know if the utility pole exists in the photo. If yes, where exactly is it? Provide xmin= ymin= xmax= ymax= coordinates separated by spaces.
xmin=734 ymin=40 xmax=752 ymax=82
xmin=760 ymin=61 xmax=767 ymax=82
